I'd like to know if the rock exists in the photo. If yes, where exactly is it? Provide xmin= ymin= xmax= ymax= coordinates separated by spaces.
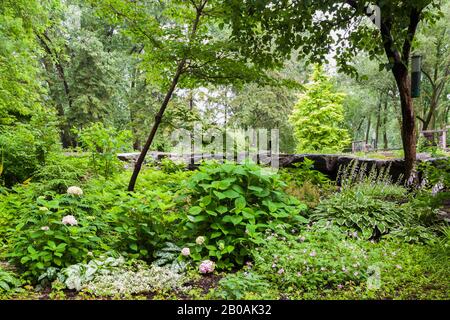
xmin=117 ymin=152 xmax=448 ymax=183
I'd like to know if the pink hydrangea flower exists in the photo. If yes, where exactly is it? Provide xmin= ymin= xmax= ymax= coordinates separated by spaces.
xmin=181 ymin=247 xmax=190 ymax=256
xmin=199 ymin=260 xmax=215 ymax=274
xmin=62 ymin=215 xmax=78 ymax=226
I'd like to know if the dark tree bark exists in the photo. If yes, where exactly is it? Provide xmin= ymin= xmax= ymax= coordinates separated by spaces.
xmin=383 ymin=98 xmax=389 ymax=150
xmin=378 ymin=7 xmax=422 ymax=179
xmin=365 ymin=115 xmax=371 ymax=146
xmin=36 ymin=32 xmax=73 ymax=148
xmin=375 ymin=95 xmax=383 ymax=150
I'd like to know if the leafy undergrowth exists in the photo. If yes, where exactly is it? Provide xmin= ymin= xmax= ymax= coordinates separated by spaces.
xmin=0 ymin=159 xmax=449 ymax=300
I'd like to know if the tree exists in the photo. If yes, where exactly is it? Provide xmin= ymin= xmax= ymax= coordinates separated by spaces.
xmin=289 ymin=66 xmax=351 ymax=153
xmin=90 ymin=0 xmax=269 ymax=191
xmin=225 ymin=0 xmax=445 ymax=178
xmin=416 ymin=1 xmax=450 ymax=132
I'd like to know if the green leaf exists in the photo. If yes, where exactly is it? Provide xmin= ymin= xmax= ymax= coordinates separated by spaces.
xmin=223 ymin=189 xmax=240 ymax=199
xmin=230 ymin=215 xmax=243 ymax=225
xmin=27 ymin=246 xmax=37 ymax=255
xmin=234 ymin=197 xmax=246 ymax=211
xmin=189 ymin=206 xmax=203 ymax=215
xmin=216 ymin=205 xmax=228 ymax=214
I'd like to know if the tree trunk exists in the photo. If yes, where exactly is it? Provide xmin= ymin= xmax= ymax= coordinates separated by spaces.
xmin=383 ymin=99 xmax=389 ymax=150
xmin=392 ymin=64 xmax=417 ymax=180
xmin=127 ymin=1 xmax=207 ymax=191
xmin=127 ymin=59 xmax=186 ymax=191
xmin=365 ymin=116 xmax=371 ymax=147
xmin=375 ymin=96 xmax=382 ymax=150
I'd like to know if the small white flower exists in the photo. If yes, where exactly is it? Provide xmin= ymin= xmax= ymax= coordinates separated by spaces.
xmin=41 ymin=226 xmax=49 ymax=231
xmin=278 ymin=268 xmax=285 ymax=275
xmin=354 ymin=271 xmax=359 ymax=276
xmin=332 ymin=270 xmax=336 ymax=274
xmin=396 ymin=265 xmax=402 ymax=269
xmin=181 ymin=247 xmax=190 ymax=256
xmin=309 ymin=250 xmax=317 ymax=257
xmin=62 ymin=215 xmax=78 ymax=226
xmin=195 ymin=236 xmax=205 ymax=245
xmin=39 ymin=207 xmax=49 ymax=212
xmin=67 ymin=186 xmax=83 ymax=196
xmin=299 ymin=236 xmax=306 ymax=242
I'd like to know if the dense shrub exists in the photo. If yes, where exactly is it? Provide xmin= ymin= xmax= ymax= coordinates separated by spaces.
xmin=179 ymin=161 xmax=308 ymax=269
xmin=6 ymin=189 xmax=111 ymax=279
xmin=34 ymin=153 xmax=91 ymax=193
xmin=76 ymin=123 xmax=132 ymax=178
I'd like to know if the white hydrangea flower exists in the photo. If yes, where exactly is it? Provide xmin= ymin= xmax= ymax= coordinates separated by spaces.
xmin=62 ymin=215 xmax=78 ymax=226
xmin=195 ymin=236 xmax=205 ymax=245
xmin=67 ymin=186 xmax=83 ymax=196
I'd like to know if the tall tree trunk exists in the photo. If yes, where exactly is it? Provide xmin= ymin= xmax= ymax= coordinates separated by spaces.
xmin=392 ymin=64 xmax=417 ymax=179
xmin=36 ymin=32 xmax=73 ymax=148
xmin=377 ymin=6 xmax=421 ymax=180
xmin=383 ymin=99 xmax=389 ymax=150
xmin=375 ymin=96 xmax=382 ymax=150
xmin=365 ymin=115 xmax=371 ymax=146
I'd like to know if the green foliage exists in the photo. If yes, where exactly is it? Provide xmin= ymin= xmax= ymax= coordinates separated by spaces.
xmin=0 ymin=119 xmax=59 ymax=186
xmin=7 ymin=191 xmax=110 ymax=279
xmin=281 ymin=158 xmax=331 ymax=187
xmin=54 ymin=255 xmax=126 ymax=291
xmin=312 ymin=188 xmax=407 ymax=240
xmin=77 ymin=123 xmax=131 ymax=178
xmin=159 ymin=158 xmax=186 ymax=174
xmin=34 ymin=153 xmax=91 ymax=193
xmin=289 ymin=66 xmax=351 ymax=153
xmin=251 ymin=225 xmax=371 ymax=292
xmin=280 ymin=158 xmax=333 ymax=208
xmin=180 ymin=161 xmax=308 ymax=269
xmin=0 ymin=267 xmax=21 ymax=293
xmin=212 ymin=271 xmax=279 ymax=300
xmin=420 ymin=158 xmax=450 ymax=190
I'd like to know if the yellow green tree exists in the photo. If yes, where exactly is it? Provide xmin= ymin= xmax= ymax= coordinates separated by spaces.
xmin=289 ymin=66 xmax=351 ymax=153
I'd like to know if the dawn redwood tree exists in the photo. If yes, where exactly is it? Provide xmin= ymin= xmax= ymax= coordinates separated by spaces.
xmin=90 ymin=0 xmax=270 ymax=191
xmin=225 ymin=0 xmax=444 ymax=179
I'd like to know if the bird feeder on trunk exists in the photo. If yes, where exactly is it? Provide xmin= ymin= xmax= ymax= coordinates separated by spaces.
xmin=411 ymin=54 xmax=422 ymax=98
